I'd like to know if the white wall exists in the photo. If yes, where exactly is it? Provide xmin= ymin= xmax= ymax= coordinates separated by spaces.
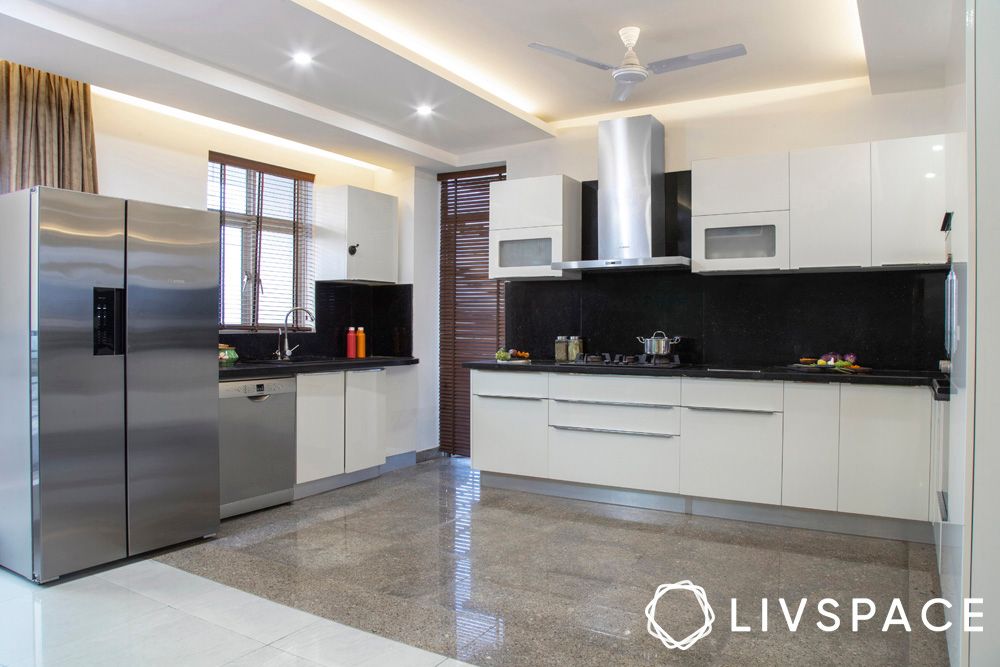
xmin=93 ymin=94 xmax=378 ymax=208
xmin=457 ymin=79 xmax=961 ymax=178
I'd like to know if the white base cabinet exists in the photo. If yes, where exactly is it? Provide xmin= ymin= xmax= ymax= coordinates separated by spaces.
xmin=781 ymin=383 xmax=840 ymax=511
xmin=679 ymin=407 xmax=783 ymax=505
xmin=548 ymin=427 xmax=679 ymax=493
xmin=296 ymin=372 xmax=346 ymax=484
xmin=838 ymin=385 xmax=932 ymax=521
xmin=471 ymin=394 xmax=548 ymax=478
xmin=345 ymin=369 xmax=387 ymax=474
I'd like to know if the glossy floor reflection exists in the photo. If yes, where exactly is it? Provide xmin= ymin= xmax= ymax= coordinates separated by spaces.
xmin=158 ymin=458 xmax=949 ymax=666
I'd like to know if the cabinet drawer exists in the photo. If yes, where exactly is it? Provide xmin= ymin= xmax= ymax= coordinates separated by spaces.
xmin=679 ymin=407 xmax=783 ymax=505
xmin=472 ymin=370 xmax=547 ymax=399
xmin=548 ymin=426 xmax=679 ymax=493
xmin=471 ymin=395 xmax=548 ymax=478
xmin=549 ymin=373 xmax=680 ymax=406
xmin=681 ymin=378 xmax=783 ymax=412
xmin=550 ymin=400 xmax=679 ymax=435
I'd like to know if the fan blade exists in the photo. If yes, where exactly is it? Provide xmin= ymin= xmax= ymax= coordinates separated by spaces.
xmin=611 ymin=80 xmax=635 ymax=102
xmin=528 ymin=43 xmax=614 ymax=71
xmin=647 ymin=43 xmax=747 ymax=75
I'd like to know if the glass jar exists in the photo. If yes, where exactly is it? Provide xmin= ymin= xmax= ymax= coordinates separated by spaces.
xmin=554 ymin=336 xmax=569 ymax=362
xmin=567 ymin=336 xmax=584 ymax=361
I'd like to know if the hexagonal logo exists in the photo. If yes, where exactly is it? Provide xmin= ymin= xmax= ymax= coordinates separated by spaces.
xmin=644 ymin=580 xmax=716 ymax=650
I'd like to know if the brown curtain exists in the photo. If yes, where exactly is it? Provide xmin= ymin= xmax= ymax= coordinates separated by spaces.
xmin=0 ymin=61 xmax=98 ymax=194
xmin=438 ymin=166 xmax=507 ymax=456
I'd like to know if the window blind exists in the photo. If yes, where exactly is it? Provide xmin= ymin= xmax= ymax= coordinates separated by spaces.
xmin=438 ymin=165 xmax=507 ymax=457
xmin=207 ymin=152 xmax=315 ymax=329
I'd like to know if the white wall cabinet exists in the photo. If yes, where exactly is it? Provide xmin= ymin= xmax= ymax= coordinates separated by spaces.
xmin=315 ymin=185 xmax=398 ymax=283
xmin=345 ymin=369 xmax=387 ymax=473
xmin=871 ymin=135 xmax=947 ymax=267
xmin=679 ymin=406 xmax=783 ymax=505
xmin=781 ymin=382 xmax=840 ymax=511
xmin=296 ymin=372 xmax=346 ymax=484
xmin=838 ymin=385 xmax=932 ymax=521
xmin=691 ymin=211 xmax=790 ymax=273
xmin=488 ymin=175 xmax=581 ymax=280
xmin=692 ymin=152 xmax=789 ymax=216
xmin=790 ymin=143 xmax=872 ymax=269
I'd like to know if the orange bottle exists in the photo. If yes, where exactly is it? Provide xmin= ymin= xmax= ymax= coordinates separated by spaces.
xmin=356 ymin=327 xmax=366 ymax=358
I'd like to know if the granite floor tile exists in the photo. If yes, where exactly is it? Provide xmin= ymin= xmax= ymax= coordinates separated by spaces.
xmin=157 ymin=458 xmax=948 ymax=666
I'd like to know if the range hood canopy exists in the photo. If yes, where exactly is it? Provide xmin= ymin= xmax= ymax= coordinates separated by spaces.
xmin=553 ymin=114 xmax=690 ymax=271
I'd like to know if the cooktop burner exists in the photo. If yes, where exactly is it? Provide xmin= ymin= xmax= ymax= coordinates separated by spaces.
xmin=567 ymin=352 xmax=684 ymax=368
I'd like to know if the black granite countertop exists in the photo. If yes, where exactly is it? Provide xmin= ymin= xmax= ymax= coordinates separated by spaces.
xmin=221 ymin=356 xmax=418 ymax=380
xmin=464 ymin=359 xmax=948 ymax=396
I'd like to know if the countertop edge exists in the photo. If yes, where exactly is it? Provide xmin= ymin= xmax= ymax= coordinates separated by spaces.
xmin=463 ymin=360 xmax=946 ymax=392
xmin=221 ymin=356 xmax=418 ymax=380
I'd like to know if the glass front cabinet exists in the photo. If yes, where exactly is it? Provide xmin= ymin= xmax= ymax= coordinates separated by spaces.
xmin=691 ymin=210 xmax=790 ymax=272
xmin=488 ymin=175 xmax=581 ymax=280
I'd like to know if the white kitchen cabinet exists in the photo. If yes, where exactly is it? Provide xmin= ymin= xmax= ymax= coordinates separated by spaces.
xmin=790 ymin=143 xmax=872 ymax=269
xmin=781 ymin=383 xmax=840 ymax=511
xmin=488 ymin=175 xmax=580 ymax=280
xmin=681 ymin=377 xmax=784 ymax=412
xmin=692 ymin=152 xmax=789 ymax=216
xmin=838 ymin=385 xmax=932 ymax=521
xmin=315 ymin=185 xmax=398 ymax=283
xmin=295 ymin=372 xmax=346 ymax=484
xmin=548 ymin=427 xmax=679 ymax=493
xmin=679 ymin=406 xmax=783 ymax=505
xmin=691 ymin=211 xmax=790 ymax=273
xmin=345 ymin=368 xmax=387 ymax=473
xmin=549 ymin=400 xmax=679 ymax=436
xmin=549 ymin=373 xmax=680 ymax=406
xmin=871 ymin=135 xmax=947 ymax=267
xmin=471 ymin=394 xmax=548 ymax=478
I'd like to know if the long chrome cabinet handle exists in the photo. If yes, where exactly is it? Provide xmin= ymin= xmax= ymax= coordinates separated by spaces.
xmin=474 ymin=394 xmax=545 ymax=401
xmin=552 ymin=398 xmax=675 ymax=409
xmin=685 ymin=406 xmax=778 ymax=415
xmin=349 ymin=368 xmax=385 ymax=373
xmin=550 ymin=424 xmax=676 ymax=438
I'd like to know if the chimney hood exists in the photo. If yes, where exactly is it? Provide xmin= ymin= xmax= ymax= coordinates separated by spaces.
xmin=552 ymin=115 xmax=690 ymax=271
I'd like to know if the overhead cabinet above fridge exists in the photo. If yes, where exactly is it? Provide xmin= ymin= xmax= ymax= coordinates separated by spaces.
xmin=690 ymin=134 xmax=948 ymax=273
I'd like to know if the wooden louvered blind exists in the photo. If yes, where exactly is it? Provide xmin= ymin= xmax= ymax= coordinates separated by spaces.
xmin=439 ymin=166 xmax=507 ymax=456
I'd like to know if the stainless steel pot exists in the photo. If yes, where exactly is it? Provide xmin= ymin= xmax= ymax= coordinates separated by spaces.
xmin=636 ymin=331 xmax=681 ymax=356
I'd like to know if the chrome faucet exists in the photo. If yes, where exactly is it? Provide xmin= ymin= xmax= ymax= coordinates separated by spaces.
xmin=275 ymin=307 xmax=315 ymax=360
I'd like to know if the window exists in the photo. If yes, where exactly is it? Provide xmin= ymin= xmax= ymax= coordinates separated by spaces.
xmin=438 ymin=166 xmax=506 ymax=456
xmin=207 ymin=152 xmax=314 ymax=329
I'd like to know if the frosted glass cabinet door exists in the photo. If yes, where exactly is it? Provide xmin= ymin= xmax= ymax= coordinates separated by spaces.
xmin=691 ymin=211 xmax=790 ymax=272
xmin=790 ymin=142 xmax=872 ymax=269
xmin=489 ymin=226 xmax=563 ymax=279
xmin=871 ymin=135 xmax=947 ymax=266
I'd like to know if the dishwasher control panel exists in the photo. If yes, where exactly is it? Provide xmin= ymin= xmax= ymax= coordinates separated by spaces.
xmin=219 ymin=378 xmax=296 ymax=398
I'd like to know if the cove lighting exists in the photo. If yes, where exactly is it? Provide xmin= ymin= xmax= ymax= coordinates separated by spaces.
xmin=306 ymin=0 xmax=537 ymax=114
xmin=292 ymin=51 xmax=314 ymax=66
xmin=416 ymin=105 xmax=433 ymax=116
xmin=91 ymin=87 xmax=389 ymax=172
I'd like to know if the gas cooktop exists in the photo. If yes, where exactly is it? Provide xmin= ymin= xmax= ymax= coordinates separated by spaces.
xmin=561 ymin=352 xmax=686 ymax=368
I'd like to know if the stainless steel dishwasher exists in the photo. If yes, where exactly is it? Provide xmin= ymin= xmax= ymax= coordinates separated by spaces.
xmin=218 ymin=377 xmax=296 ymax=519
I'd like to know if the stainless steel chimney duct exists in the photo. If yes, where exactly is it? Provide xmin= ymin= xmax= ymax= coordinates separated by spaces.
xmin=554 ymin=115 xmax=690 ymax=271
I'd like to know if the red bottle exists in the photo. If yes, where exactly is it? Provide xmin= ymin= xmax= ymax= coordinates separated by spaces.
xmin=346 ymin=327 xmax=357 ymax=358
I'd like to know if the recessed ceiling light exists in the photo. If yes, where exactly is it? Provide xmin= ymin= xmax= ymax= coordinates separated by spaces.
xmin=925 ymin=172 xmax=937 ymax=179
xmin=292 ymin=52 xmax=313 ymax=66
xmin=932 ymin=144 xmax=944 ymax=151
xmin=416 ymin=105 xmax=434 ymax=116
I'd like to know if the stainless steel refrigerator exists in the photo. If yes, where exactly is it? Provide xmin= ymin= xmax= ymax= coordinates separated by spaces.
xmin=0 ymin=187 xmax=220 ymax=583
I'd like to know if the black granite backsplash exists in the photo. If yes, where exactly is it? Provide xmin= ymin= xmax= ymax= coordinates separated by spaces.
xmin=220 ymin=282 xmax=412 ymax=361
xmin=505 ymin=269 xmax=947 ymax=370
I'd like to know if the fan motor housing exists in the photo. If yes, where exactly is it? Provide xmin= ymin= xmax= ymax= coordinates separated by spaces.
xmin=613 ymin=65 xmax=648 ymax=83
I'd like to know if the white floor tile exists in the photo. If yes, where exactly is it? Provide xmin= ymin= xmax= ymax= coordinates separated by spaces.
xmin=42 ymin=605 xmax=263 ymax=667
xmin=0 ymin=575 xmax=167 ymax=666
xmin=98 ymin=559 xmax=227 ymax=607
xmin=223 ymin=645 xmax=325 ymax=666
xmin=0 ymin=568 xmax=35 ymax=604
xmin=273 ymin=620 xmax=443 ymax=667
xmin=180 ymin=585 xmax=318 ymax=644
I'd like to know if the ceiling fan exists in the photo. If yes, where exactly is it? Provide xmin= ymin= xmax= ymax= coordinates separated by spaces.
xmin=529 ymin=27 xmax=747 ymax=102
